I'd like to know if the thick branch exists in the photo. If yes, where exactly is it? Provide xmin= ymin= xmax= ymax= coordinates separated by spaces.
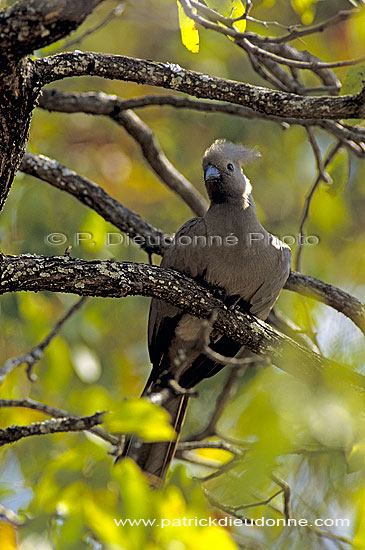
xmin=20 ymin=153 xmax=167 ymax=255
xmin=38 ymin=92 xmax=207 ymax=216
xmin=18 ymin=154 xmax=365 ymax=334
xmin=0 ymin=412 xmax=104 ymax=447
xmin=0 ymin=0 xmax=106 ymax=58
xmin=34 ymin=53 xmax=365 ymax=120
xmin=111 ymin=109 xmax=207 ymax=216
xmin=0 ymin=1 xmax=106 ymax=212
xmin=38 ymin=89 xmax=288 ymax=123
xmin=285 ymin=272 xmax=365 ymax=334
xmin=38 ymin=90 xmax=365 ymax=157
xmin=0 ymin=254 xmax=363 ymax=389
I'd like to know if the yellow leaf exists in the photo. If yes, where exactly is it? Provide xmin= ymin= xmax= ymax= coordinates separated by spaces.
xmin=177 ymin=1 xmax=199 ymax=53
xmin=0 ymin=522 xmax=18 ymax=550
xmin=196 ymin=439 xmax=233 ymax=464
xmin=230 ymin=0 xmax=247 ymax=34
xmin=195 ymin=526 xmax=238 ymax=550
xmin=291 ymin=0 xmax=316 ymax=24
xmin=208 ymin=1 xmax=247 ymax=38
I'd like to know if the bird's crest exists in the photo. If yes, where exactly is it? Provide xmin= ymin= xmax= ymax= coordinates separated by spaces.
xmin=204 ymin=139 xmax=260 ymax=165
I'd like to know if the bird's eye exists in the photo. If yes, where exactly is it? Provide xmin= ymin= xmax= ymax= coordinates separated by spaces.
xmin=227 ymin=163 xmax=234 ymax=171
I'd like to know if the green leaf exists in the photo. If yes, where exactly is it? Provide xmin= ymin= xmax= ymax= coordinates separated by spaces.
xmin=177 ymin=1 xmax=199 ymax=53
xmin=325 ymin=148 xmax=350 ymax=197
xmin=341 ymin=63 xmax=365 ymax=95
xmin=104 ymin=398 xmax=175 ymax=441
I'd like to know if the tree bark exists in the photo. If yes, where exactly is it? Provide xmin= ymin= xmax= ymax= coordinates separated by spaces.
xmin=0 ymin=0 xmax=107 ymax=211
xmin=35 ymin=52 xmax=365 ymax=120
xmin=0 ymin=253 xmax=363 ymax=389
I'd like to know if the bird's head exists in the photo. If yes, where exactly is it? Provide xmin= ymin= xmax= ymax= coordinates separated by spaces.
xmin=202 ymin=140 xmax=260 ymax=205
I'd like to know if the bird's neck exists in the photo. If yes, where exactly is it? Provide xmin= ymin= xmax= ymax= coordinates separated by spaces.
xmin=206 ymin=194 xmax=263 ymax=232
xmin=208 ymin=192 xmax=255 ymax=214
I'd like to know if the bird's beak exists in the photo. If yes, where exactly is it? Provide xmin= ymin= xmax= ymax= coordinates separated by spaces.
xmin=204 ymin=164 xmax=221 ymax=182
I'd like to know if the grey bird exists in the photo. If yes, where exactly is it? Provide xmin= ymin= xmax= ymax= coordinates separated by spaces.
xmin=118 ymin=140 xmax=291 ymax=486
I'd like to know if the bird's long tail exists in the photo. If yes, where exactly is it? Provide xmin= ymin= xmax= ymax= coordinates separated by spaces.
xmin=116 ymin=388 xmax=189 ymax=488
xmin=116 ymin=331 xmax=244 ymax=485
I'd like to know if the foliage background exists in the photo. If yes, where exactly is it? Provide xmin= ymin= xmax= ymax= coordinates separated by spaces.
xmin=0 ymin=0 xmax=364 ymax=548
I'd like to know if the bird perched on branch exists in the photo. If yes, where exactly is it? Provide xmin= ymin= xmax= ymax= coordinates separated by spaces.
xmin=118 ymin=139 xmax=291 ymax=486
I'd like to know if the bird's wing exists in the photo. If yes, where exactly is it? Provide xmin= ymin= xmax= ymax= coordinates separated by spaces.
xmin=249 ymin=240 xmax=291 ymax=320
xmin=148 ymin=217 xmax=207 ymax=371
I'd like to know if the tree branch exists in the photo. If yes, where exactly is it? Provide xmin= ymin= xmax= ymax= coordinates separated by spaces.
xmin=54 ymin=2 xmax=126 ymax=53
xmin=0 ymin=412 xmax=104 ymax=447
xmin=18 ymin=153 xmax=365 ymax=335
xmin=177 ymin=439 xmax=242 ymax=456
xmin=239 ymin=35 xmax=365 ymax=70
xmin=285 ymin=271 xmax=365 ymax=334
xmin=110 ymin=109 xmax=207 ymax=216
xmin=0 ymin=0 xmax=106 ymax=58
xmin=34 ymin=52 xmax=365 ymax=120
xmin=38 ymin=90 xmax=365 ymax=157
xmin=0 ymin=296 xmax=87 ymax=384
xmin=189 ymin=363 xmax=250 ymax=441
xmin=20 ymin=152 xmax=168 ymax=256
xmin=0 ymin=0 xmax=108 ymax=213
xmin=295 ymin=142 xmax=342 ymax=271
xmin=181 ymin=0 xmax=364 ymax=70
xmin=264 ymin=9 xmax=358 ymax=45
xmin=0 ymin=254 xmax=363 ymax=389
xmin=268 ymin=308 xmax=320 ymax=352
xmin=0 ymin=398 xmax=118 ymax=446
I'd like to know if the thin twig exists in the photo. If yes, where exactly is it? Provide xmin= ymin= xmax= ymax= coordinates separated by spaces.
xmin=306 ymin=127 xmax=332 ymax=184
xmin=0 ymin=398 xmax=119 ymax=446
xmin=199 ymin=456 xmax=240 ymax=483
xmin=295 ymin=142 xmax=342 ymax=271
xmin=262 ymin=9 xmax=358 ymax=44
xmin=246 ymin=49 xmax=287 ymax=91
xmin=267 ymin=308 xmax=320 ymax=352
xmin=194 ymin=313 xmax=269 ymax=368
xmin=53 ymin=2 xmax=126 ymax=52
xmin=181 ymin=0 xmax=365 ymax=70
xmin=203 ymin=488 xmax=256 ymax=523
xmin=240 ymin=36 xmax=365 ymax=70
xmin=173 ymin=453 xmax=218 ymax=469
xmin=178 ymin=440 xmax=242 ymax=456
xmin=234 ymin=489 xmax=284 ymax=512
xmin=0 ymin=296 xmax=87 ymax=385
xmin=271 ymin=474 xmax=291 ymax=521
xmin=189 ymin=366 xmax=248 ymax=442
